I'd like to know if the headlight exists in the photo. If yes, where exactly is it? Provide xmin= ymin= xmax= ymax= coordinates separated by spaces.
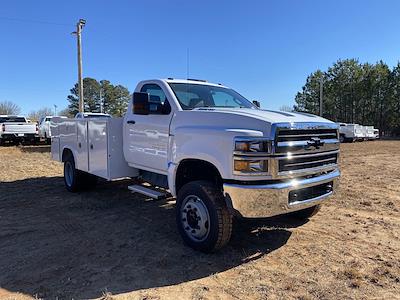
xmin=233 ymin=138 xmax=271 ymax=175
xmin=235 ymin=140 xmax=266 ymax=153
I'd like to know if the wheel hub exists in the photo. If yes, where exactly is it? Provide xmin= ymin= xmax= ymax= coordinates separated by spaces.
xmin=181 ymin=195 xmax=210 ymax=241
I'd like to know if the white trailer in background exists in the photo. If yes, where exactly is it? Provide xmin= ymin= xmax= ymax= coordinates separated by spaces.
xmin=338 ymin=123 xmax=364 ymax=142
xmin=365 ymin=126 xmax=375 ymax=140
xmin=373 ymin=128 xmax=380 ymax=139
xmin=360 ymin=126 xmax=368 ymax=140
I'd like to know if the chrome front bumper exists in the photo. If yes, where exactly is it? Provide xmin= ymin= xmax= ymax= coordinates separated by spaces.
xmin=223 ymin=169 xmax=340 ymax=218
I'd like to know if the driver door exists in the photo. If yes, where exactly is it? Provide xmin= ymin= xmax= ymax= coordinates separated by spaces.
xmin=125 ymin=83 xmax=172 ymax=173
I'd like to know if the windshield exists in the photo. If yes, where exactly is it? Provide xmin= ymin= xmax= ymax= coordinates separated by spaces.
xmin=168 ymin=83 xmax=255 ymax=110
xmin=0 ymin=117 xmax=26 ymax=123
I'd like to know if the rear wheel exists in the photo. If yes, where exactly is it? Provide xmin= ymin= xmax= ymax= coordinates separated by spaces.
xmin=288 ymin=205 xmax=321 ymax=220
xmin=64 ymin=154 xmax=97 ymax=192
xmin=176 ymin=180 xmax=232 ymax=253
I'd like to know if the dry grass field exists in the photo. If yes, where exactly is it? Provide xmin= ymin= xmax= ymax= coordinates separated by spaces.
xmin=0 ymin=141 xmax=399 ymax=299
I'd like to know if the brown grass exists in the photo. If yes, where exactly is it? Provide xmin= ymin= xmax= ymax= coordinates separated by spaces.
xmin=0 ymin=141 xmax=399 ymax=299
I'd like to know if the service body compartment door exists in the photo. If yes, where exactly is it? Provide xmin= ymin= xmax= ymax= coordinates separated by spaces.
xmin=107 ymin=118 xmax=139 ymax=179
xmin=76 ymin=120 xmax=89 ymax=172
xmin=88 ymin=120 xmax=108 ymax=178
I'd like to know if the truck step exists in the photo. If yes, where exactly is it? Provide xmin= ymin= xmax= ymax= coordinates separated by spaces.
xmin=128 ymin=184 xmax=168 ymax=200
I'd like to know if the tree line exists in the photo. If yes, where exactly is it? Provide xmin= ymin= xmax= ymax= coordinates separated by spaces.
xmin=294 ymin=59 xmax=400 ymax=136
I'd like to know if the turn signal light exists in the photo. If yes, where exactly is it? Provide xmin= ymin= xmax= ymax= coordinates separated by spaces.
xmin=234 ymin=159 xmax=268 ymax=174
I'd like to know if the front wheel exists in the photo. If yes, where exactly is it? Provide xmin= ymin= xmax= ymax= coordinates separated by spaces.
xmin=176 ymin=180 xmax=232 ymax=253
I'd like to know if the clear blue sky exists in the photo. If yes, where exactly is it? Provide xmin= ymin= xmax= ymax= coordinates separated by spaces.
xmin=1 ymin=0 xmax=400 ymax=115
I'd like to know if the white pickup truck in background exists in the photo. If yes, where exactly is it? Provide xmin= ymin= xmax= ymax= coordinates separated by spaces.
xmin=0 ymin=115 xmax=39 ymax=145
xmin=38 ymin=116 xmax=67 ymax=144
xmin=51 ymin=78 xmax=340 ymax=252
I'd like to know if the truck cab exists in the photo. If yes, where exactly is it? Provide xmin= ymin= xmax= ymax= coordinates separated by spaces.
xmin=52 ymin=79 xmax=340 ymax=252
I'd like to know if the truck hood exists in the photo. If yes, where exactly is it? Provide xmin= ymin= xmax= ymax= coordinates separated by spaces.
xmin=193 ymin=107 xmax=334 ymax=124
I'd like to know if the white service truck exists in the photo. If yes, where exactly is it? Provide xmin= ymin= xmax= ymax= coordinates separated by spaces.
xmin=51 ymin=79 xmax=340 ymax=252
xmin=0 ymin=115 xmax=39 ymax=145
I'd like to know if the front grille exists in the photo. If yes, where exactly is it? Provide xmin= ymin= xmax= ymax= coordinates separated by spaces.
xmin=288 ymin=181 xmax=333 ymax=204
xmin=279 ymin=152 xmax=338 ymax=173
xmin=277 ymin=129 xmax=338 ymax=142
xmin=275 ymin=126 xmax=339 ymax=155
xmin=272 ymin=124 xmax=340 ymax=177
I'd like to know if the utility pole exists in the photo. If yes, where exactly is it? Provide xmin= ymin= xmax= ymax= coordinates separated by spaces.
xmin=319 ymin=75 xmax=323 ymax=116
xmin=72 ymin=19 xmax=86 ymax=113
xmin=99 ymin=88 xmax=103 ymax=113
xmin=54 ymin=104 xmax=57 ymax=116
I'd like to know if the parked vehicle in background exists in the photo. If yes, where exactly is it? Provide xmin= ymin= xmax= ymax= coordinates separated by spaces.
xmin=373 ymin=128 xmax=380 ymax=139
xmin=0 ymin=115 xmax=38 ymax=145
xmin=365 ymin=126 xmax=375 ymax=140
xmin=338 ymin=123 xmax=364 ymax=142
xmin=51 ymin=78 xmax=340 ymax=252
xmin=360 ymin=126 xmax=367 ymax=140
xmin=38 ymin=116 xmax=68 ymax=144
xmin=75 ymin=112 xmax=111 ymax=119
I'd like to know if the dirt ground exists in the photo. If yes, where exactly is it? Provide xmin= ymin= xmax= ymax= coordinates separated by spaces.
xmin=0 ymin=141 xmax=399 ymax=300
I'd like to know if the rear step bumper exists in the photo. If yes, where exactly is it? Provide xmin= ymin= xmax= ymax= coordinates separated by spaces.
xmin=223 ymin=169 xmax=340 ymax=218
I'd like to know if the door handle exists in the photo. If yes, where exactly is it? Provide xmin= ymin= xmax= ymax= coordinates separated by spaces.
xmin=127 ymin=120 xmax=136 ymax=124
xmin=90 ymin=144 xmax=93 ymax=150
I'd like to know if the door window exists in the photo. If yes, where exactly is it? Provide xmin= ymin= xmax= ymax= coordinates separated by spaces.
xmin=140 ymin=84 xmax=171 ymax=114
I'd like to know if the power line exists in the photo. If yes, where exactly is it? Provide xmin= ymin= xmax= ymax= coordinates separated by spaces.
xmin=0 ymin=16 xmax=72 ymax=26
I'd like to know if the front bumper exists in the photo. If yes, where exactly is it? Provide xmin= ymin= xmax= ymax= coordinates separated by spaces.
xmin=223 ymin=169 xmax=340 ymax=218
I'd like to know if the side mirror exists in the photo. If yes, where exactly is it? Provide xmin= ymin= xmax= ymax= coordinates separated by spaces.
xmin=252 ymin=100 xmax=261 ymax=108
xmin=133 ymin=92 xmax=150 ymax=115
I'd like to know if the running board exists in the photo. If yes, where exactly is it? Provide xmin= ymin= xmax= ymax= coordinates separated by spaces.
xmin=128 ymin=185 xmax=167 ymax=200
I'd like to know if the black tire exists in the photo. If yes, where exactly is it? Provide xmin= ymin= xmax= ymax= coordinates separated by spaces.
xmin=288 ymin=204 xmax=321 ymax=220
xmin=64 ymin=155 xmax=98 ymax=192
xmin=176 ymin=180 xmax=232 ymax=253
xmin=64 ymin=154 xmax=84 ymax=192
xmin=339 ymin=135 xmax=345 ymax=143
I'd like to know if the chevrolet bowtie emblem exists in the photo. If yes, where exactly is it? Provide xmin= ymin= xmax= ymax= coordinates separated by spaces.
xmin=306 ymin=137 xmax=325 ymax=149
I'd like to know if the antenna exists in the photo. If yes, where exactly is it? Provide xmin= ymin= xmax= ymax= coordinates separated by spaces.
xmin=186 ymin=48 xmax=189 ymax=79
